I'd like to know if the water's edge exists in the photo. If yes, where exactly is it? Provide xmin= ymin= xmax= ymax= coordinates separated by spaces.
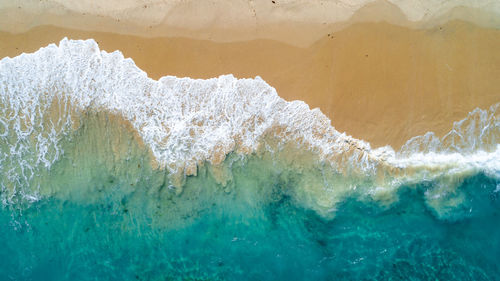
xmin=0 ymin=38 xmax=499 ymax=280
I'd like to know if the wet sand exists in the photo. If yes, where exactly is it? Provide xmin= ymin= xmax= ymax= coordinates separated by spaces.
xmin=1 ymin=20 xmax=499 ymax=148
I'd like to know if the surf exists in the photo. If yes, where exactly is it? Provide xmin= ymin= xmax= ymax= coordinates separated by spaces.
xmin=0 ymin=38 xmax=498 ymax=217
xmin=1 ymin=38 xmax=499 ymax=280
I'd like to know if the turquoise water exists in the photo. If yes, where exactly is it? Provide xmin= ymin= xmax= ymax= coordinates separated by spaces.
xmin=1 ymin=172 xmax=499 ymax=280
xmin=1 ymin=39 xmax=499 ymax=280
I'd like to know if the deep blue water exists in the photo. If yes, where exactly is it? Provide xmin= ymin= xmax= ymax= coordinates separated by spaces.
xmin=1 ymin=173 xmax=499 ymax=281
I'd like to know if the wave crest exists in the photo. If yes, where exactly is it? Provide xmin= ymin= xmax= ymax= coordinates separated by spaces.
xmin=0 ymin=38 xmax=498 ymax=218
xmin=400 ymin=103 xmax=499 ymax=155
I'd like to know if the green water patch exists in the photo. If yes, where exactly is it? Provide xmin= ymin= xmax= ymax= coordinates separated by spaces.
xmin=0 ymin=173 xmax=498 ymax=280
xmin=1 ymin=108 xmax=499 ymax=280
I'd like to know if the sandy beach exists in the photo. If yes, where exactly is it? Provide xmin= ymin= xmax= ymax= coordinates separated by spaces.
xmin=1 ymin=2 xmax=500 ymax=279
xmin=1 ymin=1 xmax=499 ymax=148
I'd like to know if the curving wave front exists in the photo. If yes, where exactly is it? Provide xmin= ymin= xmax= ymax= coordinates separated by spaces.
xmin=1 ymin=38 xmax=500 ymax=280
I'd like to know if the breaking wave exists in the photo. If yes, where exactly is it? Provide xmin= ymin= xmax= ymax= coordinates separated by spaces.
xmin=0 ymin=38 xmax=498 ymax=219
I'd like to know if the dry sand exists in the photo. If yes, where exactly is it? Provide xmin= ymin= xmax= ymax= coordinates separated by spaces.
xmin=2 ymin=0 xmax=500 ymax=47
xmin=1 ymin=16 xmax=499 ymax=149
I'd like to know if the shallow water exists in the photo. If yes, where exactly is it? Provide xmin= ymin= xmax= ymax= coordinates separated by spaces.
xmin=1 ymin=173 xmax=499 ymax=280
xmin=0 ymin=39 xmax=499 ymax=280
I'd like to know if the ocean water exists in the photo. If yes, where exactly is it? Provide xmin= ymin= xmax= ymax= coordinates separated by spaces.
xmin=0 ymin=38 xmax=499 ymax=280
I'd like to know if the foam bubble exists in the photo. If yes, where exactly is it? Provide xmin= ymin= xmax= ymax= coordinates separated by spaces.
xmin=0 ymin=38 xmax=498 ymax=218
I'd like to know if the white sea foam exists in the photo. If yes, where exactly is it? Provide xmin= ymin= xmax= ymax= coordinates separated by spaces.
xmin=0 ymin=38 xmax=498 ymax=210
xmin=0 ymin=38 xmax=380 ymax=176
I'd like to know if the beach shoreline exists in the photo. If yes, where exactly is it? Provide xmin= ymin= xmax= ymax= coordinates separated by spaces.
xmin=1 ymin=2 xmax=499 ymax=149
